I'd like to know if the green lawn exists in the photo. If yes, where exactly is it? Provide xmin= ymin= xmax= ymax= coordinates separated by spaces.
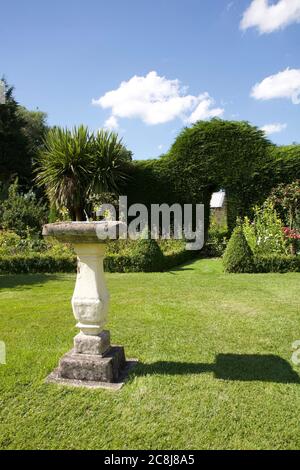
xmin=0 ymin=258 xmax=300 ymax=450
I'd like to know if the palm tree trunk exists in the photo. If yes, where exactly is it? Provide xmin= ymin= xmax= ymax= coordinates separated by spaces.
xmin=75 ymin=208 xmax=84 ymax=221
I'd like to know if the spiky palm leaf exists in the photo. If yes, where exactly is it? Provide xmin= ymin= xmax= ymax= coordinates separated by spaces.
xmin=35 ymin=126 xmax=93 ymax=220
xmin=90 ymin=130 xmax=129 ymax=196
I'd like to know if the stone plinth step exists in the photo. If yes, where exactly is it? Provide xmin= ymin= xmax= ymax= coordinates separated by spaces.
xmin=46 ymin=346 xmax=137 ymax=390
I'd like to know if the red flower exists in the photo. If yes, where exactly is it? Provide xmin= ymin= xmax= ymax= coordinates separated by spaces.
xmin=283 ymin=227 xmax=300 ymax=240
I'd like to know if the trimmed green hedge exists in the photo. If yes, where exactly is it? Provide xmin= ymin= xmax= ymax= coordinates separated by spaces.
xmin=105 ymin=248 xmax=197 ymax=273
xmin=1 ymin=252 xmax=298 ymax=275
xmin=0 ymin=248 xmax=198 ymax=274
xmin=222 ymin=253 xmax=300 ymax=274
xmin=254 ymin=255 xmax=300 ymax=273
xmin=163 ymin=249 xmax=197 ymax=270
xmin=0 ymin=254 xmax=76 ymax=274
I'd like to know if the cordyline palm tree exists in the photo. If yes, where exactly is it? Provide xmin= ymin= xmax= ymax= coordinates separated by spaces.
xmin=35 ymin=126 xmax=130 ymax=221
xmin=35 ymin=126 xmax=93 ymax=221
xmin=91 ymin=130 xmax=130 ymax=195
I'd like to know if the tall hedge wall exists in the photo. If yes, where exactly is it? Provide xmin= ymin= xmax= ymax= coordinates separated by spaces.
xmin=124 ymin=158 xmax=211 ymax=241
xmin=124 ymin=123 xmax=300 ymax=237
xmin=269 ymin=145 xmax=300 ymax=185
xmin=165 ymin=119 xmax=273 ymax=231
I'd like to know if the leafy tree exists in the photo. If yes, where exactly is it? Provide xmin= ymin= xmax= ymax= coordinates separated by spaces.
xmin=0 ymin=79 xmax=48 ymax=188
xmin=17 ymin=106 xmax=48 ymax=158
xmin=0 ymin=80 xmax=31 ymax=185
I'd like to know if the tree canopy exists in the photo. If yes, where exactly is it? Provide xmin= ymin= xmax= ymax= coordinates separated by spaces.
xmin=165 ymin=119 xmax=272 ymax=229
xmin=0 ymin=79 xmax=48 ymax=189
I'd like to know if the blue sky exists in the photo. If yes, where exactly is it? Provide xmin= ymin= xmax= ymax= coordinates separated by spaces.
xmin=1 ymin=0 xmax=300 ymax=159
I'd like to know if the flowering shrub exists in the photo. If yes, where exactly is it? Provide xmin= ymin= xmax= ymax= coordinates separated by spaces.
xmin=283 ymin=227 xmax=300 ymax=240
xmin=243 ymin=202 xmax=287 ymax=256
xmin=283 ymin=227 xmax=300 ymax=255
xmin=268 ymin=180 xmax=300 ymax=230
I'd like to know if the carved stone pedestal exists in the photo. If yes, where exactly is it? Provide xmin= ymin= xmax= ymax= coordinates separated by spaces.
xmin=43 ymin=222 xmax=136 ymax=390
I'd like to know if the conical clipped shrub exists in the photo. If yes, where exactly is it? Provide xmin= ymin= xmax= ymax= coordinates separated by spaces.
xmin=223 ymin=225 xmax=255 ymax=273
xmin=131 ymin=237 xmax=165 ymax=272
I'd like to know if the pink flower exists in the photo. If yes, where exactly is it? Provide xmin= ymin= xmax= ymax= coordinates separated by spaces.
xmin=283 ymin=227 xmax=300 ymax=240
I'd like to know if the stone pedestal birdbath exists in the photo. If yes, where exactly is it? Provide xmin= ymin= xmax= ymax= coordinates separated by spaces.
xmin=43 ymin=221 xmax=135 ymax=390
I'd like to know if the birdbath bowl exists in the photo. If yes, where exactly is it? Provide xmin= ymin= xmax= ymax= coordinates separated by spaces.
xmin=43 ymin=221 xmax=133 ymax=389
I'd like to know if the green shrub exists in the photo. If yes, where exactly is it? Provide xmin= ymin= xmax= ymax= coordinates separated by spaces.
xmin=223 ymin=225 xmax=255 ymax=273
xmin=206 ymin=226 xmax=229 ymax=257
xmin=0 ymin=230 xmax=74 ymax=257
xmin=45 ymin=238 xmax=75 ymax=257
xmin=0 ymin=181 xmax=47 ymax=236
xmin=254 ymin=255 xmax=300 ymax=273
xmin=104 ymin=254 xmax=135 ymax=273
xmin=158 ymin=239 xmax=186 ymax=255
xmin=130 ymin=238 xmax=165 ymax=272
xmin=0 ymin=230 xmax=46 ymax=255
xmin=0 ymin=253 xmax=76 ymax=274
xmin=0 ymin=230 xmax=76 ymax=274
xmin=0 ymin=230 xmax=22 ymax=251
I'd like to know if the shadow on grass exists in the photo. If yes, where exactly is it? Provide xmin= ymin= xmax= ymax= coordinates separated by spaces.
xmin=0 ymin=274 xmax=67 ymax=290
xmin=166 ymin=256 xmax=223 ymax=274
xmin=134 ymin=354 xmax=300 ymax=384
xmin=166 ymin=259 xmax=200 ymax=273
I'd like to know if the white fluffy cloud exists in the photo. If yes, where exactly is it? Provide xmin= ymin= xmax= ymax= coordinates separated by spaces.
xmin=241 ymin=0 xmax=300 ymax=33
xmin=260 ymin=123 xmax=287 ymax=135
xmin=186 ymin=93 xmax=224 ymax=123
xmin=104 ymin=115 xmax=119 ymax=130
xmin=92 ymin=71 xmax=224 ymax=127
xmin=251 ymin=68 xmax=300 ymax=104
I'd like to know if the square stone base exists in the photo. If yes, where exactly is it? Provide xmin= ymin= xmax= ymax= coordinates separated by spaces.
xmin=46 ymin=359 xmax=138 ymax=391
xmin=58 ymin=346 xmax=126 ymax=382
xmin=46 ymin=342 xmax=138 ymax=390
